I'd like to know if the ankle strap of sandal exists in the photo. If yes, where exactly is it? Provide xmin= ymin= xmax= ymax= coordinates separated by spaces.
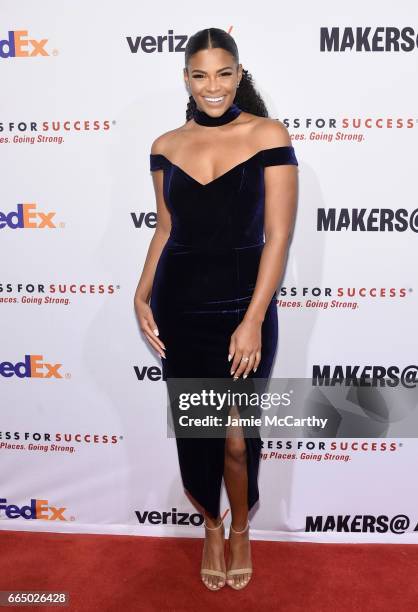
xmin=204 ymin=518 xmax=223 ymax=530
xmin=230 ymin=519 xmax=250 ymax=534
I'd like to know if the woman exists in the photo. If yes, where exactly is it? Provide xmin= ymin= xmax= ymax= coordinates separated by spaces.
xmin=134 ymin=27 xmax=298 ymax=591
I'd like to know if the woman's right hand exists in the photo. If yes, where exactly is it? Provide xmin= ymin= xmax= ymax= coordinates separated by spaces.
xmin=135 ymin=299 xmax=166 ymax=359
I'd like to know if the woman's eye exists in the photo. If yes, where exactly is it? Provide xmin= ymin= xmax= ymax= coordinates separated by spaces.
xmin=192 ymin=73 xmax=233 ymax=79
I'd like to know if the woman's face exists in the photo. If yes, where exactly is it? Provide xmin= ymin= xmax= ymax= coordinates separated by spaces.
xmin=184 ymin=48 xmax=242 ymax=116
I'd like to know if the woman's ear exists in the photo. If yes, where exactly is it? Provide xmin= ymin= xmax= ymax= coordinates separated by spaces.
xmin=184 ymin=68 xmax=191 ymax=94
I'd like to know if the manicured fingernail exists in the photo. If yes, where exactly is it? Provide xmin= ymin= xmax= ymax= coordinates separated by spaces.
xmin=243 ymin=374 xmax=247 ymax=379
xmin=253 ymin=367 xmax=257 ymax=372
xmin=230 ymin=370 xmax=235 ymax=375
xmin=228 ymin=354 xmax=232 ymax=362
xmin=153 ymin=328 xmax=159 ymax=336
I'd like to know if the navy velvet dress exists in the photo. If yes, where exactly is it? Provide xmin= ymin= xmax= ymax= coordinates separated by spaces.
xmin=149 ymin=145 xmax=298 ymax=518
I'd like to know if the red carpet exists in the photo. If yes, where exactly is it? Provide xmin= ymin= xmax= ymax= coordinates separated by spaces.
xmin=0 ymin=530 xmax=417 ymax=611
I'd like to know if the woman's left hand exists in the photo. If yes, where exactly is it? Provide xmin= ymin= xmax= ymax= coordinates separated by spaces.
xmin=228 ymin=319 xmax=262 ymax=379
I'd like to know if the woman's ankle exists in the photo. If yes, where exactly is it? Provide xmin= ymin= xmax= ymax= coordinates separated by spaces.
xmin=230 ymin=519 xmax=249 ymax=534
xmin=204 ymin=515 xmax=223 ymax=530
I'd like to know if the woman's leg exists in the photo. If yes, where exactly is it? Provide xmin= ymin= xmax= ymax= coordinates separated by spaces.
xmin=223 ymin=404 xmax=253 ymax=588
xmin=200 ymin=511 xmax=226 ymax=590
xmin=184 ymin=490 xmax=226 ymax=590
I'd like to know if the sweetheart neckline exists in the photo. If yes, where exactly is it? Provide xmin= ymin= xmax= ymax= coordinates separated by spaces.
xmin=150 ymin=145 xmax=294 ymax=187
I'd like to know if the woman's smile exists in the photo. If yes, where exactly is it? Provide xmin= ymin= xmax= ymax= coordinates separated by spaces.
xmin=202 ymin=95 xmax=226 ymax=106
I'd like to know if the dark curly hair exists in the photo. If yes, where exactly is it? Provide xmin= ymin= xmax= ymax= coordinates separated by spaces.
xmin=184 ymin=28 xmax=268 ymax=121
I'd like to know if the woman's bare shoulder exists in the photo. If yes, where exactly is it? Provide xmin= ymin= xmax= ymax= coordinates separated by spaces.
xmin=150 ymin=124 xmax=188 ymax=157
xmin=248 ymin=116 xmax=292 ymax=149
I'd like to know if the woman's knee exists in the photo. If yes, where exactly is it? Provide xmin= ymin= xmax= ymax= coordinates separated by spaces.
xmin=225 ymin=437 xmax=247 ymax=464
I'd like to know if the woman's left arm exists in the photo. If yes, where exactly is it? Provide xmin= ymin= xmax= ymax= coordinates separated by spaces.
xmin=228 ymin=121 xmax=298 ymax=379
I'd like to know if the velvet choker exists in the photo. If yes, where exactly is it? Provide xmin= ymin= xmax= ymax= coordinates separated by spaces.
xmin=193 ymin=102 xmax=242 ymax=126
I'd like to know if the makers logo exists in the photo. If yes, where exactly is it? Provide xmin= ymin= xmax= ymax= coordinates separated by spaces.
xmin=320 ymin=27 xmax=418 ymax=53
xmin=0 ymin=203 xmax=58 ymax=230
xmin=313 ymin=364 xmax=418 ymax=388
xmin=0 ymin=355 xmax=65 ymax=379
xmin=0 ymin=30 xmax=51 ymax=59
xmin=317 ymin=208 xmax=418 ymax=232
xmin=306 ymin=514 xmax=414 ymax=534
xmin=0 ymin=498 xmax=70 ymax=521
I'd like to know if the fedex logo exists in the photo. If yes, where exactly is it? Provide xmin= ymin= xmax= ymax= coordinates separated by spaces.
xmin=0 ymin=355 xmax=63 ymax=379
xmin=0 ymin=30 xmax=49 ymax=59
xmin=0 ymin=203 xmax=56 ymax=229
xmin=0 ymin=498 xmax=67 ymax=520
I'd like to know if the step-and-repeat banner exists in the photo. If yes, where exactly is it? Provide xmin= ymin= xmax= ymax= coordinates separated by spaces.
xmin=2 ymin=1 xmax=417 ymax=542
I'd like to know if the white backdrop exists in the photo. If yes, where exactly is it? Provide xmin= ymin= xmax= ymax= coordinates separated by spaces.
xmin=1 ymin=0 xmax=417 ymax=543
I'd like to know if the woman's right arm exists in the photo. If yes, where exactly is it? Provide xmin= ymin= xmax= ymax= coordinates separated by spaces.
xmin=133 ymin=137 xmax=172 ymax=359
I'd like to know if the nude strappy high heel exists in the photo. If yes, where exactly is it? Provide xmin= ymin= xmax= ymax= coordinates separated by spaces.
xmin=226 ymin=520 xmax=253 ymax=590
xmin=200 ymin=518 xmax=226 ymax=590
